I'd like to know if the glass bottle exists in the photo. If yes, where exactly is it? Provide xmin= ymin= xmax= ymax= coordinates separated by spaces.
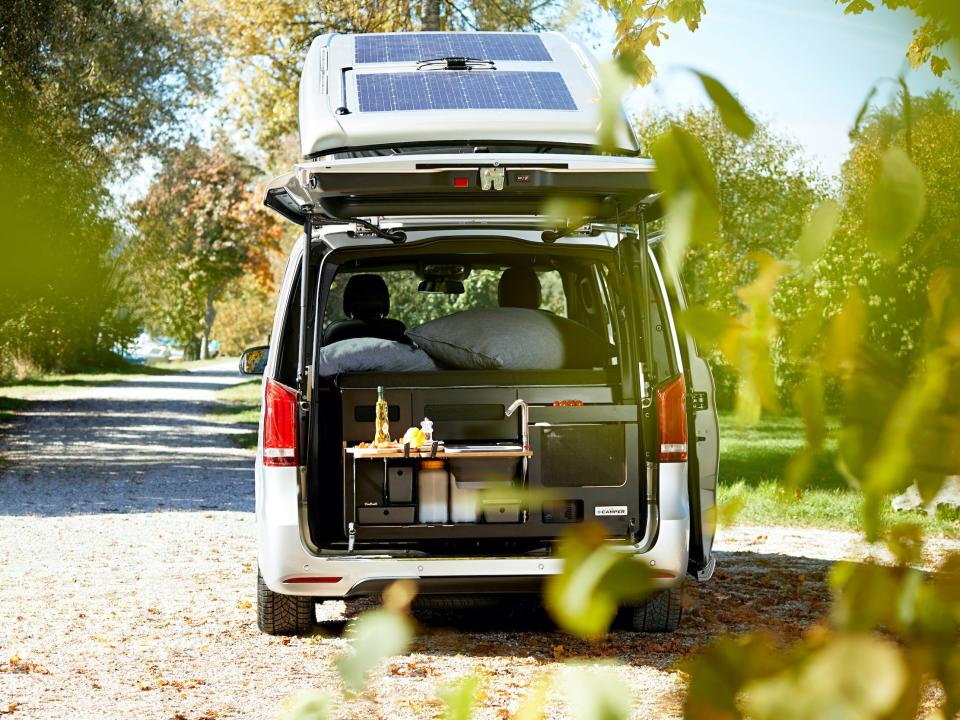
xmin=374 ymin=385 xmax=390 ymax=445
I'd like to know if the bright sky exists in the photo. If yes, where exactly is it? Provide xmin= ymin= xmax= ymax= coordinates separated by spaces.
xmin=570 ymin=0 xmax=955 ymax=176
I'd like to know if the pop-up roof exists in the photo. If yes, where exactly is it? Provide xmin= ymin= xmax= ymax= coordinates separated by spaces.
xmin=298 ymin=32 xmax=639 ymax=158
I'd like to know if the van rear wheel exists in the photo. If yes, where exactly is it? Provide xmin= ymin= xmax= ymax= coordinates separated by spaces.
xmin=257 ymin=570 xmax=315 ymax=635
xmin=621 ymin=585 xmax=682 ymax=633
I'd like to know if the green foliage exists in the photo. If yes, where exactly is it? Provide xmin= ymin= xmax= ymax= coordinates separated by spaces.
xmin=864 ymin=146 xmax=927 ymax=262
xmin=837 ymin=0 xmax=960 ymax=77
xmin=439 ymin=675 xmax=481 ymax=720
xmin=560 ymin=664 xmax=632 ymax=720
xmin=275 ymin=689 xmax=333 ymax=720
xmin=637 ymin=109 xmax=829 ymax=407
xmin=596 ymin=1 xmax=706 ymax=84
xmin=689 ymin=70 xmax=756 ymax=140
xmin=0 ymin=0 xmax=211 ymax=375
xmin=543 ymin=523 xmax=654 ymax=639
xmin=335 ymin=607 xmax=413 ymax=696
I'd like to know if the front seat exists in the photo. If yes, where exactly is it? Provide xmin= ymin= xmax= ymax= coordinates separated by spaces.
xmin=323 ymin=274 xmax=407 ymax=345
xmin=498 ymin=267 xmax=541 ymax=310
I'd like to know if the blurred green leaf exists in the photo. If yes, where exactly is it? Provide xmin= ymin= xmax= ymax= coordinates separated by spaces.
xmin=822 ymin=290 xmax=866 ymax=376
xmin=676 ymin=306 xmax=736 ymax=346
xmin=335 ymin=608 xmax=412 ymax=695
xmin=274 ymin=689 xmax=333 ymax=720
xmin=849 ymin=85 xmax=878 ymax=138
xmin=561 ymin=664 xmax=632 ymax=720
xmin=795 ymin=199 xmax=840 ymax=269
xmin=651 ymin=124 xmax=721 ymax=280
xmin=731 ymin=253 xmax=784 ymax=424
xmin=598 ymin=61 xmax=633 ymax=151
xmin=662 ymin=189 xmax=696 ymax=274
xmin=439 ymin=675 xmax=481 ymax=720
xmin=785 ymin=447 xmax=817 ymax=492
xmin=885 ymin=523 xmax=924 ymax=566
xmin=864 ymin=146 xmax=926 ymax=263
xmin=514 ymin=675 xmax=552 ymax=720
xmin=795 ymin=369 xmax=826 ymax=451
xmin=544 ymin=523 xmax=653 ymax=640
xmin=689 ymin=69 xmax=756 ymax=139
xmin=651 ymin=125 xmax=720 ymax=226
xmin=541 ymin=196 xmax=595 ymax=229
xmin=742 ymin=634 xmax=906 ymax=720
xmin=683 ymin=633 xmax=783 ymax=720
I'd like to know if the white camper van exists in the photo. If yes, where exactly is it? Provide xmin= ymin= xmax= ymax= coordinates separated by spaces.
xmin=243 ymin=31 xmax=719 ymax=635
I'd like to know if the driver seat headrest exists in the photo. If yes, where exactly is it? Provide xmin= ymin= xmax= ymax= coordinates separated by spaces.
xmin=343 ymin=274 xmax=390 ymax=320
xmin=498 ymin=267 xmax=541 ymax=310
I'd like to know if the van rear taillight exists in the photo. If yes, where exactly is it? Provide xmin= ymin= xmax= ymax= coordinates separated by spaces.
xmin=263 ymin=378 xmax=298 ymax=467
xmin=657 ymin=375 xmax=688 ymax=463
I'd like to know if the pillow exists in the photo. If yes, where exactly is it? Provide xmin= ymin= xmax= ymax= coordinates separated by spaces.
xmin=317 ymin=337 xmax=438 ymax=376
xmin=406 ymin=308 xmax=612 ymax=370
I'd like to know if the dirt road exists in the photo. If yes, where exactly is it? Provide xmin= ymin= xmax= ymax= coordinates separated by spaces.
xmin=1 ymin=365 xmax=956 ymax=719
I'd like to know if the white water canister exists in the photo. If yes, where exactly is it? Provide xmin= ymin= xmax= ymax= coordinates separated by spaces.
xmin=418 ymin=460 xmax=448 ymax=523
xmin=449 ymin=472 xmax=480 ymax=523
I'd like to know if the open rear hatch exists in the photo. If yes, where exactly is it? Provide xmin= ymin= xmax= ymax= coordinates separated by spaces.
xmin=263 ymin=152 xmax=658 ymax=230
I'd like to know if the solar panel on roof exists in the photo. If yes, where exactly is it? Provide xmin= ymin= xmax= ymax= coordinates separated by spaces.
xmin=355 ymin=33 xmax=552 ymax=64
xmin=356 ymin=71 xmax=577 ymax=112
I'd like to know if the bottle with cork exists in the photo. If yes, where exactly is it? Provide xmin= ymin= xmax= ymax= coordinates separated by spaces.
xmin=374 ymin=385 xmax=390 ymax=446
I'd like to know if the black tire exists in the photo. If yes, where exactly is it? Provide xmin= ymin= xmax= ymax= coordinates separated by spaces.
xmin=621 ymin=585 xmax=683 ymax=633
xmin=257 ymin=570 xmax=315 ymax=635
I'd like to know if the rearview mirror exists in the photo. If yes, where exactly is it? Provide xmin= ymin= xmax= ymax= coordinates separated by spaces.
xmin=418 ymin=279 xmax=465 ymax=294
xmin=239 ymin=345 xmax=269 ymax=375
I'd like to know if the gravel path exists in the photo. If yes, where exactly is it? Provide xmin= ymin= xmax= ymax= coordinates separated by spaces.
xmin=1 ymin=366 xmax=957 ymax=720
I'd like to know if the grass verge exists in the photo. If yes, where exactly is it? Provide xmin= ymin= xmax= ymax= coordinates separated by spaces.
xmin=209 ymin=379 xmax=261 ymax=450
xmin=717 ymin=413 xmax=960 ymax=538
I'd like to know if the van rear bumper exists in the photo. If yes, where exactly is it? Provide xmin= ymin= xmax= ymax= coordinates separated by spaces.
xmin=257 ymin=462 xmax=691 ymax=598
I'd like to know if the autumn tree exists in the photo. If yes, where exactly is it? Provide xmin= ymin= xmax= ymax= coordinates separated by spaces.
xmin=132 ymin=143 xmax=284 ymax=359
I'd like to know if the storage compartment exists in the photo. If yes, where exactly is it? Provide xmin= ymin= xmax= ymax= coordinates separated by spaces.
xmin=387 ymin=465 xmax=414 ymax=503
xmin=482 ymin=500 xmax=521 ymax=523
xmin=447 ymin=456 xmax=520 ymax=486
xmin=338 ymin=372 xmax=644 ymax=545
xmin=449 ymin=473 xmax=480 ymax=523
xmin=358 ymin=505 xmax=416 ymax=524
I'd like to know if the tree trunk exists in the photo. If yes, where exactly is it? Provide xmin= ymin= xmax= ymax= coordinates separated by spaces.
xmin=200 ymin=289 xmax=216 ymax=360
xmin=421 ymin=0 xmax=440 ymax=30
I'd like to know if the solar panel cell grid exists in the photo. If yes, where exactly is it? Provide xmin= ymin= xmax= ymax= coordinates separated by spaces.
xmin=356 ymin=71 xmax=577 ymax=112
xmin=355 ymin=33 xmax=552 ymax=64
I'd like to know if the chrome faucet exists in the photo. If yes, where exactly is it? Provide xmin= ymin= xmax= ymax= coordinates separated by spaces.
xmin=505 ymin=398 xmax=530 ymax=450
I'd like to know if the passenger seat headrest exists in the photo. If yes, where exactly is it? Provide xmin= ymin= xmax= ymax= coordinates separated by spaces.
xmin=498 ymin=267 xmax=541 ymax=310
xmin=343 ymin=274 xmax=390 ymax=319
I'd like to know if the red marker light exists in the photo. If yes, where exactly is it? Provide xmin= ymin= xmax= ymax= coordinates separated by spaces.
xmin=453 ymin=177 xmax=469 ymax=188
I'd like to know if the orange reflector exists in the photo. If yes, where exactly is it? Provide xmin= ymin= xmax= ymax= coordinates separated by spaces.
xmin=283 ymin=576 xmax=343 ymax=584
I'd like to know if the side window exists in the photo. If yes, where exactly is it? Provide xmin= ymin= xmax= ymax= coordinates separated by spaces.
xmin=538 ymin=270 xmax=567 ymax=316
xmin=275 ymin=274 xmax=300 ymax=387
